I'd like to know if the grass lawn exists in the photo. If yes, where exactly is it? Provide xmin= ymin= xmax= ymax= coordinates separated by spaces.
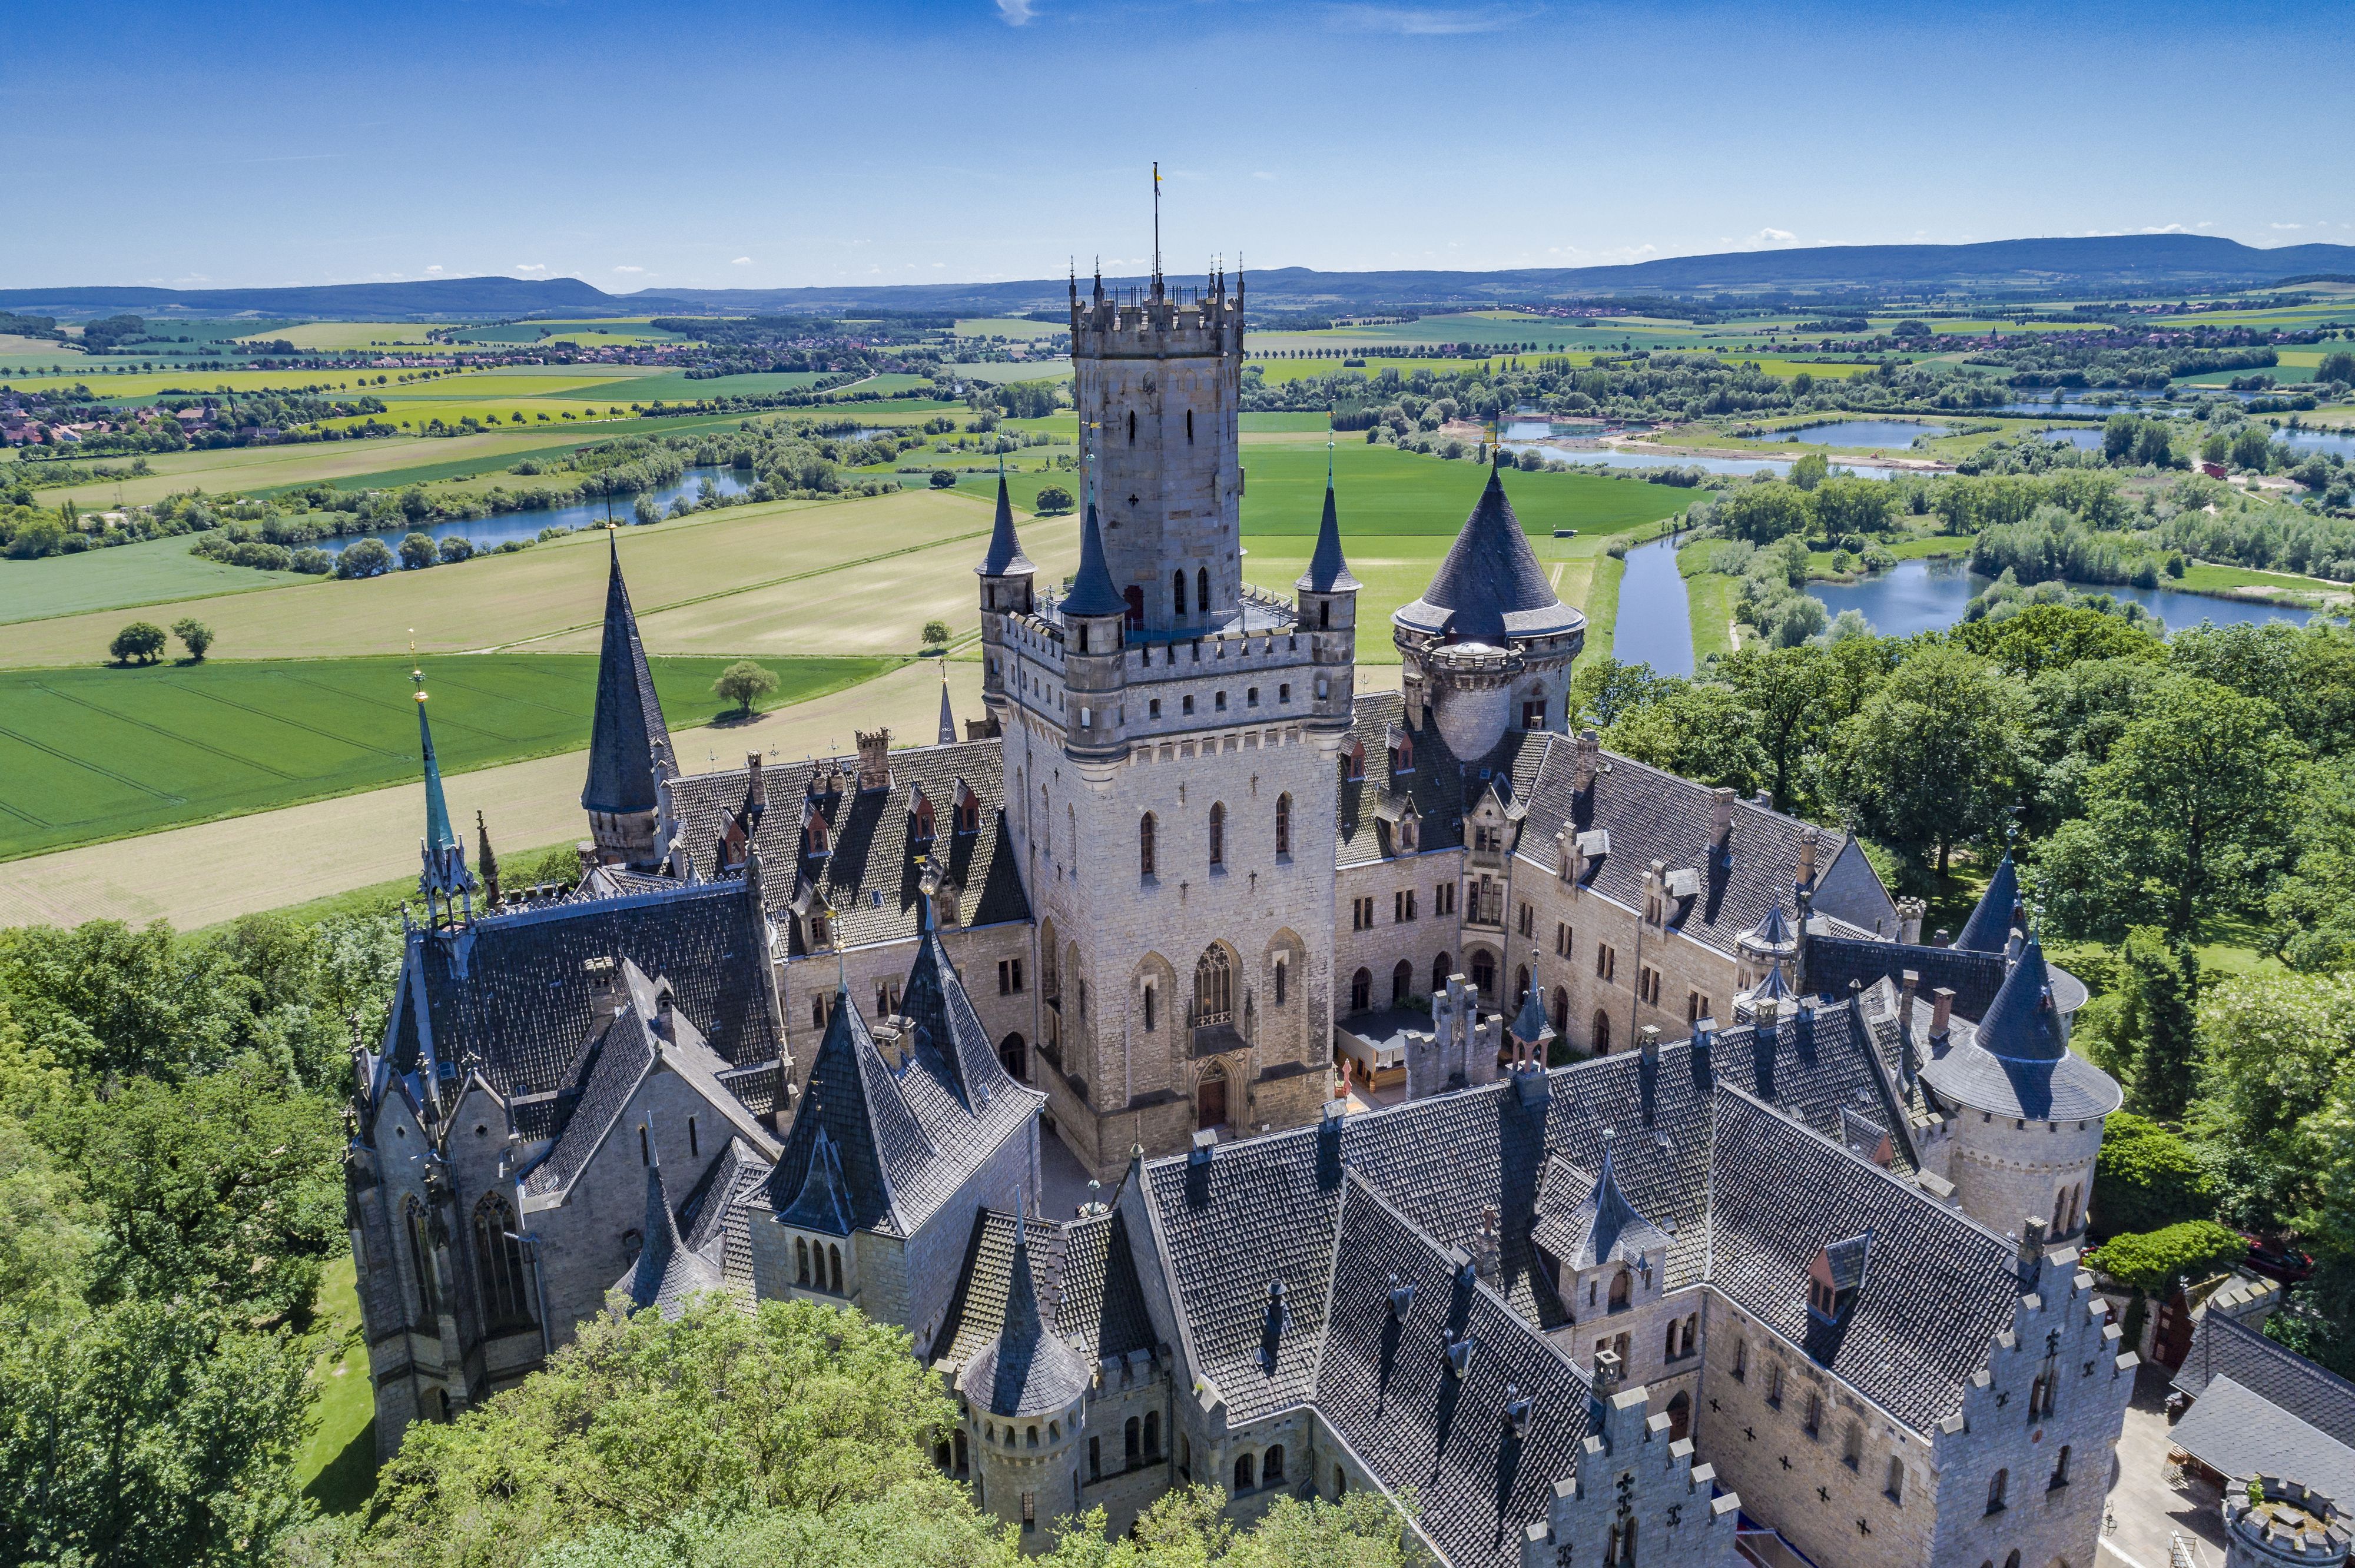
xmin=1238 ymin=442 xmax=1693 ymax=539
xmin=1239 ymin=413 xmax=1335 ymax=432
xmin=1680 ymin=537 xmax=1739 ymax=662
xmin=1587 ymin=552 xmax=1628 ymax=657
xmin=296 ymin=1254 xmax=380 ymax=1516
xmin=0 ymin=652 xmax=894 ymax=860
xmin=0 ymin=534 xmax=310 ymax=624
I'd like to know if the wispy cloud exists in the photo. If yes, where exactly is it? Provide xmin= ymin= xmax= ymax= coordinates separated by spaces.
xmin=424 ymin=264 xmax=443 ymax=274
xmin=2271 ymin=222 xmax=2305 ymax=231
xmin=731 ymin=255 xmax=753 ymax=265
xmin=1324 ymin=4 xmax=1512 ymax=35
xmin=2136 ymin=221 xmax=2214 ymax=234
xmin=515 ymin=263 xmax=548 ymax=273
xmin=1717 ymin=228 xmax=1798 ymax=250
xmin=994 ymin=0 xmax=1036 ymax=22
xmin=613 ymin=264 xmax=646 ymax=274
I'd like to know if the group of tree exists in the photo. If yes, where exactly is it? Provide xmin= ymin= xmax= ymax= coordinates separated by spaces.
xmin=108 ymin=618 xmax=213 ymax=664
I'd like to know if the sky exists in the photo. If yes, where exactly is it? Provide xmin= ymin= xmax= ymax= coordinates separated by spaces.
xmin=4 ymin=0 xmax=2350 ymax=293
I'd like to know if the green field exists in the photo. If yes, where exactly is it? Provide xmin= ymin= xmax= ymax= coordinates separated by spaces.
xmin=1236 ymin=441 xmax=1693 ymax=537
xmin=0 ymin=652 xmax=895 ymax=859
xmin=295 ymin=1255 xmax=377 ymax=1514
xmin=0 ymin=533 xmax=310 ymax=623
xmin=568 ymin=368 xmax=834 ymax=403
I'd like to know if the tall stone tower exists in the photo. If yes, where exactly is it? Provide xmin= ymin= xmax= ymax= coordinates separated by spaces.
xmin=980 ymin=253 xmax=1355 ymax=1179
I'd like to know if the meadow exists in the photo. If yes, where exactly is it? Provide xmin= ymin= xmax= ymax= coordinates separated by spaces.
xmin=0 ymin=533 xmax=309 ymax=623
xmin=0 ymin=651 xmax=893 ymax=861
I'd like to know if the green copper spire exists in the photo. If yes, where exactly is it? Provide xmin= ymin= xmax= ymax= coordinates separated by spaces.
xmin=413 ymin=649 xmax=470 ymax=919
xmin=414 ymin=660 xmax=456 ymax=856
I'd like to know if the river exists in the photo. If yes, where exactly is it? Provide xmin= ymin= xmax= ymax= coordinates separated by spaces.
xmin=1611 ymin=536 xmax=1696 ymax=676
xmin=309 ymin=464 xmax=755 ymax=563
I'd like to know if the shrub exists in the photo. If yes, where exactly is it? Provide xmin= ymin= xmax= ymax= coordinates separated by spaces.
xmin=109 ymin=621 xmax=167 ymax=665
xmin=2091 ymin=1113 xmax=2215 ymax=1238
xmin=289 ymin=548 xmax=333 ymax=574
xmin=437 ymin=536 xmax=473 ymax=564
xmin=929 ymin=470 xmax=956 ymax=489
xmin=397 ymin=532 xmax=437 ymax=570
xmin=337 ymin=537 xmax=394 ymax=578
xmin=2089 ymin=1220 xmax=2245 ymax=1294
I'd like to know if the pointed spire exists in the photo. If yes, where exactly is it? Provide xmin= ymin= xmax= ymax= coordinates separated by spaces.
xmin=1295 ymin=441 xmax=1361 ymax=594
xmin=413 ymin=658 xmax=469 ymax=909
xmin=1971 ymin=937 xmax=2068 ymax=1063
xmin=936 ymin=666 xmax=957 ymax=745
xmin=1955 ymin=852 xmax=2021 ymax=953
xmin=1061 ymin=503 xmax=1126 ymax=619
xmin=582 ymin=531 xmax=674 ymax=816
xmin=1394 ymin=465 xmax=1578 ymax=645
xmin=977 ymin=463 xmax=1034 ymax=578
xmin=1511 ymin=971 xmax=1551 ymax=1052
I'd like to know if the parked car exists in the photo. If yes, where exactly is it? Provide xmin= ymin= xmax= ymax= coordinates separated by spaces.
xmin=2239 ymin=1232 xmax=2315 ymax=1284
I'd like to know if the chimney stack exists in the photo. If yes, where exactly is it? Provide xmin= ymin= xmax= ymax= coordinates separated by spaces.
xmin=1899 ymin=969 xmax=1919 ymax=1035
xmin=2018 ymin=1215 xmax=2049 ymax=1278
xmin=855 ymin=729 xmax=891 ymax=792
xmin=1930 ymin=986 xmax=1955 ymax=1039
xmin=746 ymin=752 xmax=766 ymax=811
xmin=1638 ymin=1025 xmax=1660 ymax=1071
xmin=1574 ymin=727 xmax=1601 ymax=792
xmin=1711 ymin=788 xmax=1735 ymax=853
xmin=1796 ymin=826 xmax=1820 ymax=888
xmin=1896 ymin=896 xmax=1925 ymax=945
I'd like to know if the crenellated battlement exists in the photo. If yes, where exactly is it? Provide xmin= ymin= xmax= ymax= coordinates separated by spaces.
xmin=1069 ymin=281 xmax=1242 ymax=359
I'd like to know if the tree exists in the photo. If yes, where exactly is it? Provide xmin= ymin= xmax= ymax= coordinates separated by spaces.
xmin=633 ymin=494 xmax=661 ymax=526
xmin=2114 ymin=928 xmax=2200 ymax=1121
xmin=437 ymin=536 xmax=473 ymax=564
xmin=1034 ymin=483 xmax=1074 ymax=514
xmin=2091 ymin=1112 xmax=2215 ymax=1240
xmin=920 ymin=620 xmax=952 ymax=647
xmin=1789 ymin=451 xmax=1829 ymax=491
xmin=2188 ymin=969 xmax=2355 ymax=1227
xmin=1719 ymin=481 xmax=1807 ymax=544
xmin=1567 ymin=656 xmax=1667 ymax=729
xmin=1603 ymin=681 xmax=1767 ymax=796
xmin=2034 ymin=675 xmax=2302 ymax=944
xmin=2318 ymin=350 xmax=2355 ymax=387
xmin=1809 ymin=475 xmax=1895 ymax=538
xmin=1820 ymin=645 xmax=2032 ymax=885
xmin=711 ymin=659 xmax=778 ymax=717
xmin=1949 ymin=602 xmax=2163 ymax=680
xmin=2089 ymin=1221 xmax=2246 ymax=1295
xmin=169 ymin=617 xmax=212 ymax=662
xmin=337 ymin=537 xmax=394 ymax=579
xmin=929 ymin=470 xmax=957 ymax=489
xmin=108 ymin=622 xmax=167 ymax=665
xmin=1718 ymin=644 xmax=1831 ymax=813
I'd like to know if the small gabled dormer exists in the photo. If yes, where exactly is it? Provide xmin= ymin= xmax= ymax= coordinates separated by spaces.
xmin=1388 ymin=724 xmax=1415 ymax=776
xmin=800 ymin=795 xmax=830 ymax=860
xmin=951 ymin=777 xmax=980 ymax=835
xmin=1343 ymin=735 xmax=1367 ymax=785
xmin=908 ymin=783 xmax=936 ymax=846
xmin=1808 ymin=1231 xmax=1870 ymax=1323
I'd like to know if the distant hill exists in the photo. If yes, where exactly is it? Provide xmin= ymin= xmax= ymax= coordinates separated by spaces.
xmin=9 ymin=235 xmax=2353 ymax=321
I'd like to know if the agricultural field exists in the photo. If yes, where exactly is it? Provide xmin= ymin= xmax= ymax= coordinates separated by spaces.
xmin=0 ymin=650 xmax=893 ymax=860
xmin=953 ymin=318 xmax=1067 ymax=341
xmin=569 ymin=368 xmax=835 ymax=403
xmin=936 ymin=359 xmax=1072 ymax=384
xmin=0 ymin=534 xmax=309 ymax=624
xmin=234 ymin=321 xmax=441 ymax=351
xmin=452 ymin=318 xmax=696 ymax=347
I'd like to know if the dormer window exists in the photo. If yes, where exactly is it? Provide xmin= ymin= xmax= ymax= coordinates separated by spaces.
xmin=807 ymin=911 xmax=830 ymax=949
xmin=1809 ymin=1233 xmax=1870 ymax=1323
xmin=802 ymin=809 xmax=829 ymax=858
xmin=1390 ymin=730 xmax=1415 ymax=775
xmin=911 ymin=790 xmax=936 ymax=843
xmin=1399 ymin=812 xmax=1418 ymax=852
xmin=1344 ymin=739 xmax=1366 ymax=784
xmin=953 ymin=779 xmax=980 ymax=835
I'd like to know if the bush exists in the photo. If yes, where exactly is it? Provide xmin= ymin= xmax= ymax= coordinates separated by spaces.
xmin=109 ymin=621 xmax=167 ymax=665
xmin=2091 ymin=1113 xmax=2215 ymax=1238
xmin=437 ymin=536 xmax=473 ymax=564
xmin=336 ymin=537 xmax=394 ymax=578
xmin=397 ymin=531 xmax=437 ymax=570
xmin=2090 ymin=1220 xmax=2246 ymax=1294
xmin=288 ymin=547 xmax=333 ymax=574
xmin=170 ymin=617 xmax=213 ymax=662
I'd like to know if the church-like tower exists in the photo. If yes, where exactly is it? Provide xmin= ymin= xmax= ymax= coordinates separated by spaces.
xmin=981 ymin=254 xmax=1354 ymax=1177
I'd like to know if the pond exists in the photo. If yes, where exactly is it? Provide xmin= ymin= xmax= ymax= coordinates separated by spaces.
xmin=1739 ymin=420 xmax=1949 ymax=449
xmin=310 ymin=464 xmax=755 ymax=564
xmin=1610 ymin=536 xmax=1695 ymax=677
xmin=2276 ymin=427 xmax=2355 ymax=459
xmin=2038 ymin=427 xmax=2107 ymax=449
xmin=1805 ymin=556 xmax=2323 ymax=637
xmin=1507 ymin=441 xmax=1908 ymax=481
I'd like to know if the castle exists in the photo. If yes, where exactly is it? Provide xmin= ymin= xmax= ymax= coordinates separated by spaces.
xmin=346 ymin=258 xmax=2134 ymax=1568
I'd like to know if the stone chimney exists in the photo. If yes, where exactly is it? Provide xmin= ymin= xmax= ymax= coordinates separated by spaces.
xmin=1711 ymin=788 xmax=1735 ymax=854
xmin=855 ymin=729 xmax=891 ymax=792
xmin=2018 ymin=1215 xmax=2049 ymax=1280
xmin=585 ymin=955 xmax=621 ymax=1014
xmin=746 ymin=752 xmax=766 ymax=811
xmin=653 ymin=982 xmax=676 ymax=1041
xmin=1638 ymin=1025 xmax=1660 ymax=1071
xmin=1896 ymin=896 xmax=1925 ymax=945
xmin=1574 ymin=727 xmax=1601 ymax=792
xmin=1796 ymin=825 xmax=1820 ymax=888
xmin=1931 ymin=986 xmax=1955 ymax=1039
xmin=1899 ymin=969 xmax=1919 ymax=1034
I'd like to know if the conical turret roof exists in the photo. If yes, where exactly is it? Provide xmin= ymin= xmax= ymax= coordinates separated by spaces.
xmin=977 ymin=471 xmax=1034 ymax=577
xmin=582 ymin=533 xmax=674 ymax=815
xmin=1060 ymin=503 xmax=1126 ymax=619
xmin=1955 ymin=852 xmax=2021 ymax=954
xmin=1921 ymin=936 xmax=2121 ymax=1120
xmin=959 ymin=1217 xmax=1091 ymax=1418
xmin=619 ymin=1162 xmax=722 ymax=1319
xmin=936 ymin=669 xmax=957 ymax=745
xmin=1393 ymin=466 xmax=1580 ymax=643
xmin=1295 ymin=477 xmax=1361 ymax=593
xmin=1562 ymin=1144 xmax=1667 ymax=1270
xmin=1511 ymin=979 xmax=1551 ymax=1047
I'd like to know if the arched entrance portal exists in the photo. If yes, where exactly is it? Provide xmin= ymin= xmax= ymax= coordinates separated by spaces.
xmin=1197 ymin=1063 xmax=1229 ymax=1131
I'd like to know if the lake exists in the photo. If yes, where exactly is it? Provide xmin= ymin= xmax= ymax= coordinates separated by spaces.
xmin=2277 ymin=427 xmax=2355 ymax=459
xmin=1509 ymin=442 xmax=1908 ymax=481
xmin=2039 ymin=428 xmax=2107 ymax=449
xmin=1739 ymin=420 xmax=1949 ymax=449
xmin=1805 ymin=557 xmax=2322 ymax=637
xmin=311 ymin=464 xmax=755 ymax=563
xmin=1611 ymin=536 xmax=1695 ymax=676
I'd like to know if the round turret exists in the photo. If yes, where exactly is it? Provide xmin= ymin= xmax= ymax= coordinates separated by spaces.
xmin=1393 ymin=464 xmax=1584 ymax=759
xmin=2225 ymin=1476 xmax=2352 ymax=1567
xmin=957 ymin=1221 xmax=1091 ymax=1541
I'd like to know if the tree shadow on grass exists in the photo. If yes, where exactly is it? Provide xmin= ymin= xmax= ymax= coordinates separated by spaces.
xmin=305 ymin=1419 xmax=382 ymax=1516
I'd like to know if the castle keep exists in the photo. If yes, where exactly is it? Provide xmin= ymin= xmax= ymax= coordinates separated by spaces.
xmin=346 ymin=255 xmax=2131 ymax=1568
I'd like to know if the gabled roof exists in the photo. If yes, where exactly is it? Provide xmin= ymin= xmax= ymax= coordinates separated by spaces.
xmin=897 ymin=925 xmax=1020 ymax=1114
xmin=957 ymin=1218 xmax=1094 ymax=1418
xmin=582 ymin=533 xmax=673 ymax=816
xmin=1955 ymin=852 xmax=2021 ymax=954
xmin=1547 ymin=1143 xmax=1669 ymax=1271
xmin=933 ymin=1208 xmax=1155 ymax=1371
xmin=976 ymin=470 xmax=1034 ymax=577
xmin=1295 ymin=479 xmax=1361 ymax=594
xmin=1392 ymin=465 xmax=1581 ymax=643
xmin=2175 ymin=1308 xmax=2355 ymax=1447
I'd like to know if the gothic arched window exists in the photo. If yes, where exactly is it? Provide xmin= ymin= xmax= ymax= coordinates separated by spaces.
xmin=1173 ymin=570 xmax=1187 ymax=618
xmin=1275 ymin=793 xmax=1292 ymax=858
xmin=1351 ymin=967 xmax=1371 ymax=1013
xmin=1432 ymin=952 xmax=1451 ymax=995
xmin=1128 ymin=409 xmax=1137 ymax=444
xmin=1392 ymin=960 xmax=1413 ymax=1007
xmin=473 ymin=1193 xmax=532 ymax=1333
xmin=1139 ymin=813 xmax=1156 ymax=878
xmin=1197 ymin=568 xmax=1209 ymax=617
xmin=1208 ymin=802 xmax=1225 ymax=869
xmin=404 ymin=1197 xmax=439 ymax=1323
xmin=1195 ymin=947 xmax=1232 ymax=1025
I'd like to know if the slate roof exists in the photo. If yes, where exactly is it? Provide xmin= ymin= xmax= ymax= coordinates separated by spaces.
xmin=957 ymin=1220 xmax=1096 ymax=1418
xmin=667 ymin=740 xmax=1029 ymax=948
xmin=1955 ymin=852 xmax=2021 ymax=953
xmin=392 ymin=875 xmax=781 ymax=1104
xmin=1295 ymin=479 xmax=1362 ymax=594
xmin=615 ymin=1164 xmax=727 ymax=1320
xmin=582 ymin=533 xmax=672 ymax=816
xmin=933 ymin=1208 xmax=1156 ymax=1371
xmin=1312 ymin=1175 xmax=1594 ymax=1568
xmin=1919 ymin=939 xmax=2121 ymax=1122
xmin=2171 ymin=1376 xmax=2355 ymax=1505
xmin=1807 ymin=933 xmax=2010 ymax=1021
xmin=1709 ymin=1004 xmax=1921 ymax=1177
xmin=681 ymin=1135 xmax=769 ymax=1293
xmin=1393 ymin=465 xmax=1583 ymax=643
xmin=1706 ymin=1087 xmax=2024 ymax=1433
xmin=1545 ymin=1144 xmax=1669 ymax=1271
xmin=760 ymin=948 xmax=1040 ymax=1240
xmin=2175 ymin=1310 xmax=2355 ymax=1449
xmin=1060 ymin=503 xmax=1126 ymax=618
xmin=977 ymin=472 xmax=1034 ymax=577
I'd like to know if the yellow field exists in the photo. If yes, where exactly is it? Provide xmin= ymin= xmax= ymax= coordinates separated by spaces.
xmin=235 ymin=322 xmax=443 ymax=350
xmin=316 ymin=399 xmax=615 ymax=431
xmin=953 ymin=318 xmax=1066 ymax=341
xmin=0 ymin=486 xmax=1037 ymax=667
xmin=14 ymin=426 xmax=636 ymax=507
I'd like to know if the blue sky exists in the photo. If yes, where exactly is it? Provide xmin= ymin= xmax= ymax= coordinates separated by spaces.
xmin=4 ymin=0 xmax=2348 ymax=292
